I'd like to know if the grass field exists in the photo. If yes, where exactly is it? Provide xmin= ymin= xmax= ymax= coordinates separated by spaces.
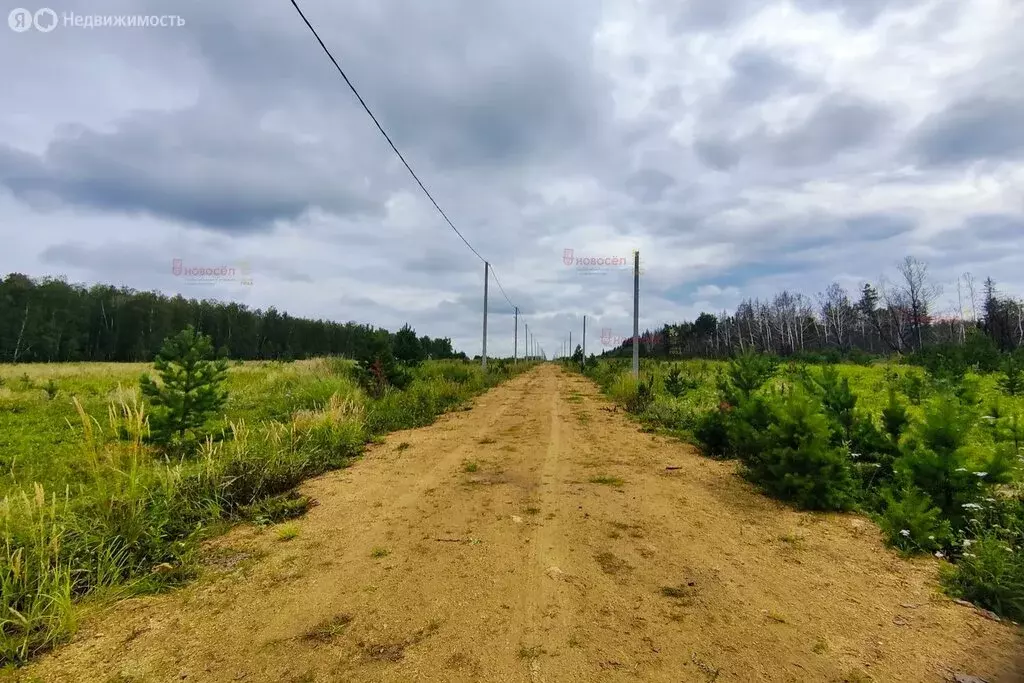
xmin=0 ymin=357 xmax=532 ymax=665
xmin=588 ymin=357 xmax=1024 ymax=445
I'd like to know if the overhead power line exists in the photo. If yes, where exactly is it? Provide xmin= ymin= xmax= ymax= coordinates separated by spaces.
xmin=288 ymin=0 xmax=488 ymax=264
xmin=288 ymin=0 xmax=528 ymax=362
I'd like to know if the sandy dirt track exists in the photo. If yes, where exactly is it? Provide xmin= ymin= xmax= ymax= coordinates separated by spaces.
xmin=15 ymin=365 xmax=1024 ymax=682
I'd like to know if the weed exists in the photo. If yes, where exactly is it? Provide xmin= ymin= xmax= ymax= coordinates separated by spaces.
xmin=371 ymin=547 xmax=390 ymax=558
xmin=276 ymin=524 xmax=300 ymax=542
xmin=395 ymin=441 xmax=411 ymax=451
xmin=462 ymin=460 xmax=479 ymax=473
xmin=589 ymin=475 xmax=625 ymax=487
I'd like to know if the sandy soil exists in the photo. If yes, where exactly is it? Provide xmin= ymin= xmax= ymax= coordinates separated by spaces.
xmin=14 ymin=365 xmax=1024 ymax=682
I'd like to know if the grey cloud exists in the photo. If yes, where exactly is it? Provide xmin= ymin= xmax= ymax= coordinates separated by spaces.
xmin=624 ymin=169 xmax=675 ymax=202
xmin=0 ymin=107 xmax=380 ymax=232
xmin=652 ymin=86 xmax=683 ymax=110
xmin=668 ymin=0 xmax=761 ymax=30
xmin=182 ymin=0 xmax=612 ymax=170
xmin=723 ymin=49 xmax=815 ymax=104
xmin=909 ymin=97 xmax=1024 ymax=167
xmin=693 ymin=138 xmax=742 ymax=171
xmin=791 ymin=0 xmax=928 ymax=27
xmin=768 ymin=95 xmax=891 ymax=167
xmin=844 ymin=213 xmax=916 ymax=241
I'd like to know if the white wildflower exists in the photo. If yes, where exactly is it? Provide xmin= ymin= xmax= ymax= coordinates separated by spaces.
xmin=963 ymin=552 xmax=976 ymax=558
xmin=928 ymin=535 xmax=935 ymax=540
xmin=961 ymin=503 xmax=983 ymax=510
xmin=850 ymin=452 xmax=861 ymax=459
xmin=975 ymin=472 xmax=987 ymax=478
xmin=963 ymin=539 xmax=974 ymax=547
xmin=900 ymin=529 xmax=911 ymax=537
xmin=955 ymin=468 xmax=968 ymax=472
xmin=981 ymin=415 xmax=997 ymax=421
xmin=934 ymin=551 xmax=944 ymax=558
xmin=985 ymin=498 xmax=996 ymax=503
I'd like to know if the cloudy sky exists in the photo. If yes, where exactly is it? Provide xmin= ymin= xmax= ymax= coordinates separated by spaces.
xmin=2 ymin=0 xmax=1022 ymax=357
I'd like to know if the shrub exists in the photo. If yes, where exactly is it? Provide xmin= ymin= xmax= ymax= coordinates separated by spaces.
xmin=626 ymin=375 xmax=656 ymax=414
xmin=900 ymin=372 xmax=928 ymax=405
xmin=726 ymin=395 xmax=775 ymax=466
xmin=895 ymin=398 xmax=1017 ymax=530
xmin=998 ymin=352 xmax=1024 ymax=396
xmin=352 ymin=335 xmax=411 ymax=398
xmin=694 ymin=408 xmax=731 ymax=458
xmin=746 ymin=391 xmax=857 ymax=511
xmin=878 ymin=487 xmax=951 ymax=553
xmin=993 ymin=412 xmax=1023 ymax=453
xmin=942 ymin=532 xmax=1024 ymax=622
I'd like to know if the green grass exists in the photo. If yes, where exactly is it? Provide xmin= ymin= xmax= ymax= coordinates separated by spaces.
xmin=275 ymin=524 xmax=300 ymax=542
xmin=370 ymin=547 xmax=390 ymax=558
xmin=0 ymin=357 xmax=536 ymax=666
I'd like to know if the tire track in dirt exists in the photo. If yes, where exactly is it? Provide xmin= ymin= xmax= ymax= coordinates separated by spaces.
xmin=12 ymin=365 xmax=1023 ymax=683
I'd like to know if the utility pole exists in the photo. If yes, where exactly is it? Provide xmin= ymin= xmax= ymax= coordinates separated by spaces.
xmin=482 ymin=261 xmax=488 ymax=370
xmin=514 ymin=306 xmax=518 ymax=364
xmin=525 ymin=323 xmax=529 ymax=360
xmin=582 ymin=315 xmax=586 ymax=370
xmin=632 ymin=250 xmax=639 ymax=378
xmin=569 ymin=331 xmax=572 ymax=359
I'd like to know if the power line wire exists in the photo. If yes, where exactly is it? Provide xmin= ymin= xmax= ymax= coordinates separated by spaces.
xmin=288 ymin=0 xmax=485 ymax=263
xmin=290 ymin=0 xmax=531 ymax=356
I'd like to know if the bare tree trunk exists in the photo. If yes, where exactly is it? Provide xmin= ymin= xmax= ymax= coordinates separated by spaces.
xmin=13 ymin=303 xmax=29 ymax=363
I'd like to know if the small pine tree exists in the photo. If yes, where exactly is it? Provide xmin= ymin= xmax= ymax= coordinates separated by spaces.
xmin=895 ymin=397 xmax=1015 ymax=530
xmin=881 ymin=387 xmax=910 ymax=446
xmin=808 ymin=366 xmax=857 ymax=444
xmin=139 ymin=326 xmax=229 ymax=452
xmin=664 ymin=366 xmax=697 ymax=398
xmin=997 ymin=353 xmax=1023 ymax=396
xmin=726 ymin=352 xmax=778 ymax=402
xmin=749 ymin=391 xmax=856 ymax=511
xmin=879 ymin=486 xmax=951 ymax=553
xmin=393 ymin=324 xmax=425 ymax=366
xmin=354 ymin=333 xmax=410 ymax=397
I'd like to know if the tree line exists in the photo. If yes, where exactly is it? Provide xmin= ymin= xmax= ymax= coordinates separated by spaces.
xmin=0 ymin=273 xmax=464 ymax=363
xmin=604 ymin=257 xmax=1023 ymax=360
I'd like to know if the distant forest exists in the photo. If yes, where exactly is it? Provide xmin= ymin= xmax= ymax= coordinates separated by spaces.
xmin=0 ymin=273 xmax=463 ymax=363
xmin=605 ymin=257 xmax=1023 ymax=360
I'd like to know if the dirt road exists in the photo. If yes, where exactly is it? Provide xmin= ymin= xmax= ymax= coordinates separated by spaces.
xmin=18 ymin=366 xmax=1024 ymax=682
